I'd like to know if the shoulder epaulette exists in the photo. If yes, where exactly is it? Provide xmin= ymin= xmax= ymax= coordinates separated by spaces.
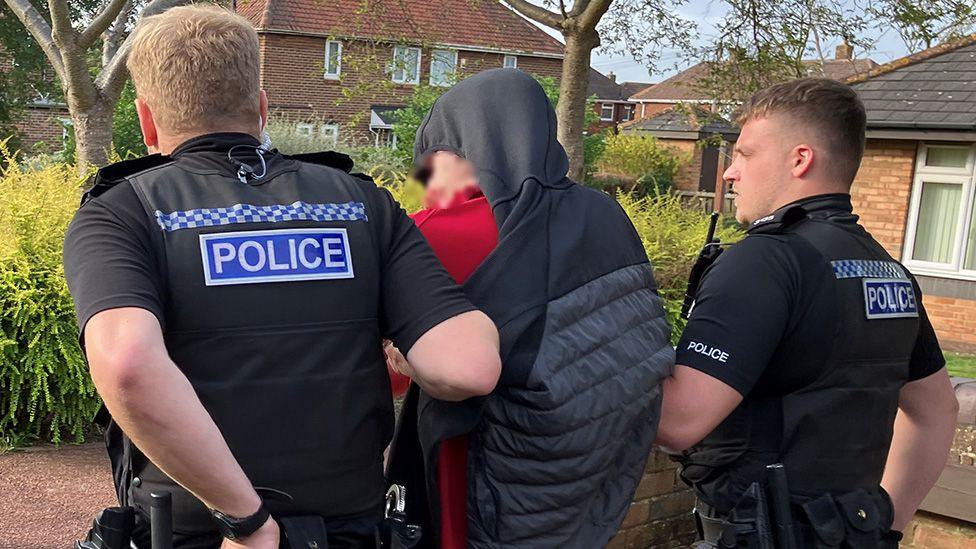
xmin=82 ymin=154 xmax=173 ymax=206
xmin=746 ymin=204 xmax=808 ymax=235
xmin=285 ymin=150 xmax=355 ymax=173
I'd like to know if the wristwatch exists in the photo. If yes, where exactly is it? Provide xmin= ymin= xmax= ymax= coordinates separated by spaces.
xmin=210 ymin=502 xmax=270 ymax=540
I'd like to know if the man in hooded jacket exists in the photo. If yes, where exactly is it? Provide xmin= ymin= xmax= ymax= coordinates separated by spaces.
xmin=387 ymin=69 xmax=674 ymax=549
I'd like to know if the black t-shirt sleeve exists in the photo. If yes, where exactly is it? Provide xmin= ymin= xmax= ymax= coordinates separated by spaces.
xmin=675 ymin=236 xmax=796 ymax=396
xmin=907 ymin=278 xmax=946 ymax=381
xmin=63 ymin=183 xmax=165 ymax=342
xmin=369 ymin=187 xmax=476 ymax=354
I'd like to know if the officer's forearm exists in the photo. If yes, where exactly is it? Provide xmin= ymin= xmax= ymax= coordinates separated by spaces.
xmin=882 ymin=368 xmax=958 ymax=531
xmin=86 ymin=308 xmax=263 ymax=519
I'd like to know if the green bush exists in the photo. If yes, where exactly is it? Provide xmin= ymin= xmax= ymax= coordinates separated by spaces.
xmin=617 ymin=190 xmax=743 ymax=340
xmin=597 ymin=134 xmax=689 ymax=196
xmin=0 ymin=146 xmax=97 ymax=445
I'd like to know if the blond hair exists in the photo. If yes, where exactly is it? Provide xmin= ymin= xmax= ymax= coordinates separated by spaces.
xmin=126 ymin=4 xmax=261 ymax=133
xmin=735 ymin=78 xmax=867 ymax=186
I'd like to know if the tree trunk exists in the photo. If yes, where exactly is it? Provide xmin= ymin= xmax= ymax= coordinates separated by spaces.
xmin=557 ymin=29 xmax=599 ymax=182
xmin=72 ymin=101 xmax=114 ymax=172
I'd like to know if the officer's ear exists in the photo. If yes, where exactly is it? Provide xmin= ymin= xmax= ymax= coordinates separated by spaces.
xmin=790 ymin=143 xmax=814 ymax=179
xmin=135 ymin=98 xmax=159 ymax=152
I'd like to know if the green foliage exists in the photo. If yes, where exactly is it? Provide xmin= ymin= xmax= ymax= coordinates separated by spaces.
xmin=946 ymin=352 xmax=976 ymax=379
xmin=869 ymin=0 xmax=976 ymax=52
xmin=597 ymin=133 xmax=689 ymax=195
xmin=0 ymin=144 xmax=98 ymax=445
xmin=112 ymin=81 xmax=146 ymax=160
xmin=616 ymin=190 xmax=743 ymax=341
xmin=391 ymin=85 xmax=450 ymax=164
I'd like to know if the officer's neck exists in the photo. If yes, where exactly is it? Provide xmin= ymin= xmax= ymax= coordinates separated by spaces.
xmin=154 ymin=127 xmax=261 ymax=156
xmin=769 ymin=181 xmax=850 ymax=214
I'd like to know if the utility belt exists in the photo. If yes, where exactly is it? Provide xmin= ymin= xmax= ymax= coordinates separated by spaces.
xmin=693 ymin=464 xmax=902 ymax=548
xmin=76 ymin=486 xmax=421 ymax=549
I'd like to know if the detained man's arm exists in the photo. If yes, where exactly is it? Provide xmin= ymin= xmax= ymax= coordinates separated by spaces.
xmin=882 ymin=367 xmax=958 ymax=531
xmin=85 ymin=308 xmax=278 ymax=547
xmin=403 ymin=310 xmax=501 ymax=401
xmin=656 ymin=365 xmax=744 ymax=451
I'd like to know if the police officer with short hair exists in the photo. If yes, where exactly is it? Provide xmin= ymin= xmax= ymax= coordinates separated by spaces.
xmin=656 ymin=78 xmax=959 ymax=547
xmin=63 ymin=6 xmax=501 ymax=549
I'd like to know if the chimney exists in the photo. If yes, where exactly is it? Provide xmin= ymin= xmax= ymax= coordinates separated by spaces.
xmin=835 ymin=41 xmax=853 ymax=60
xmin=608 ymin=71 xmax=617 ymax=83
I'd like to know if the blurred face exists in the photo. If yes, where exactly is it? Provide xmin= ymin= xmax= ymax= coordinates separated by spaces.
xmin=723 ymin=115 xmax=794 ymax=224
xmin=424 ymin=151 xmax=479 ymax=208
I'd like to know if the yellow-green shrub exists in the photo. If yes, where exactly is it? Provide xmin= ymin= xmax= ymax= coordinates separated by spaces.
xmin=617 ymin=190 xmax=743 ymax=339
xmin=0 ymin=146 xmax=97 ymax=444
xmin=597 ymin=134 xmax=690 ymax=194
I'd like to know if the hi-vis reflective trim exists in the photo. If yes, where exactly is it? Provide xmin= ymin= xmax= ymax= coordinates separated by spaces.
xmin=831 ymin=259 xmax=908 ymax=280
xmin=155 ymin=201 xmax=367 ymax=232
xmin=863 ymin=278 xmax=918 ymax=319
xmin=199 ymin=228 xmax=354 ymax=286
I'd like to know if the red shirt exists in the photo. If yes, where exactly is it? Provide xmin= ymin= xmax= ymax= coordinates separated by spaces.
xmin=390 ymin=189 xmax=497 ymax=549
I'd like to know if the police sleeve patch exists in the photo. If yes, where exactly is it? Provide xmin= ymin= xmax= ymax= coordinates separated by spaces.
xmin=863 ymin=279 xmax=918 ymax=319
xmin=199 ymin=228 xmax=354 ymax=286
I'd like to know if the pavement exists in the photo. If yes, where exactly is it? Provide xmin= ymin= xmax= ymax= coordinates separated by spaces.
xmin=0 ymin=443 xmax=116 ymax=549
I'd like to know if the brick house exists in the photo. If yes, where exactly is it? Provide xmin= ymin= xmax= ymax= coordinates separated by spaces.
xmin=587 ymin=68 xmax=650 ymax=132
xmin=236 ymin=0 xmax=564 ymax=147
xmin=0 ymin=53 xmax=70 ymax=154
xmin=848 ymin=35 xmax=976 ymax=352
xmin=628 ymin=44 xmax=878 ymax=121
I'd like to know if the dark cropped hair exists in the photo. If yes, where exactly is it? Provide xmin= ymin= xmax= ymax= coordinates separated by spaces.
xmin=736 ymin=78 xmax=867 ymax=186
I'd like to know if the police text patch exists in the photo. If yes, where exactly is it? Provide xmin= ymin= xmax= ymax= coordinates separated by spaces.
xmin=863 ymin=279 xmax=918 ymax=319
xmin=200 ymin=228 xmax=354 ymax=286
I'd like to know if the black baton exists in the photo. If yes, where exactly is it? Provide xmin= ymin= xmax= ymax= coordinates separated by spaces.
xmin=766 ymin=464 xmax=798 ymax=549
xmin=150 ymin=491 xmax=173 ymax=549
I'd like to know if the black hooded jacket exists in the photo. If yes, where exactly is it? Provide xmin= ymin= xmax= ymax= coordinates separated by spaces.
xmin=387 ymin=69 xmax=674 ymax=548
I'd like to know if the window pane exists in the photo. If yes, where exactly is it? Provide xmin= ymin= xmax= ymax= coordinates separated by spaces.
xmin=326 ymin=42 xmax=341 ymax=76
xmin=965 ymin=199 xmax=976 ymax=270
xmin=405 ymin=48 xmax=419 ymax=82
xmin=912 ymin=181 xmax=962 ymax=264
xmin=503 ymin=55 xmax=517 ymax=68
xmin=925 ymin=147 xmax=969 ymax=168
xmin=430 ymin=49 xmax=455 ymax=86
xmin=600 ymin=104 xmax=614 ymax=119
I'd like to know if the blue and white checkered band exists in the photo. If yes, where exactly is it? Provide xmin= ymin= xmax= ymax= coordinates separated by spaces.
xmin=154 ymin=201 xmax=368 ymax=232
xmin=831 ymin=259 xmax=908 ymax=280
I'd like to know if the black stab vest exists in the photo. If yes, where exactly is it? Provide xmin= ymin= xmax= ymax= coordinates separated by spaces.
xmin=89 ymin=147 xmax=393 ymax=535
xmin=680 ymin=197 xmax=918 ymax=516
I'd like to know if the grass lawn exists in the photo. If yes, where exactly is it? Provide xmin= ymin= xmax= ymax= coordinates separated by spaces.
xmin=946 ymin=352 xmax=976 ymax=378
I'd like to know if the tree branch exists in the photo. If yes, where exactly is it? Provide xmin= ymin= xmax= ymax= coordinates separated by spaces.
xmin=97 ymin=0 xmax=193 ymax=97
xmin=2 ymin=0 xmax=65 ymax=79
xmin=503 ymin=0 xmax=562 ymax=29
xmin=47 ymin=0 xmax=77 ymax=51
xmin=102 ymin=0 xmax=135 ymax=68
xmin=577 ymin=0 xmax=611 ymax=31
xmin=80 ymin=0 xmax=131 ymax=49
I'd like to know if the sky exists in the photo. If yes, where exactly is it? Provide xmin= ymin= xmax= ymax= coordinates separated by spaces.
xmin=519 ymin=0 xmax=917 ymax=84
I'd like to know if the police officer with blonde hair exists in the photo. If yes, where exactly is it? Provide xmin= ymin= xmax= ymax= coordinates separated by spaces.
xmin=64 ymin=5 xmax=500 ymax=548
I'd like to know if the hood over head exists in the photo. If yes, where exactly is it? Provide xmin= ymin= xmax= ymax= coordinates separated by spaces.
xmin=413 ymin=68 xmax=570 ymax=224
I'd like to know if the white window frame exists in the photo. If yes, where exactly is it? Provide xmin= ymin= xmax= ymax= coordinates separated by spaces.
xmin=503 ymin=55 xmax=518 ymax=69
xmin=429 ymin=48 xmax=458 ymax=87
xmin=295 ymin=123 xmax=314 ymax=137
xmin=392 ymin=46 xmax=422 ymax=85
xmin=901 ymin=142 xmax=976 ymax=280
xmin=321 ymin=123 xmax=340 ymax=146
xmin=621 ymin=104 xmax=634 ymax=121
xmin=600 ymin=103 xmax=615 ymax=122
xmin=324 ymin=40 xmax=342 ymax=80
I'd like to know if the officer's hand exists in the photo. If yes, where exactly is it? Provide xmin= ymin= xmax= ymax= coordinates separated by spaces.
xmin=220 ymin=516 xmax=280 ymax=549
